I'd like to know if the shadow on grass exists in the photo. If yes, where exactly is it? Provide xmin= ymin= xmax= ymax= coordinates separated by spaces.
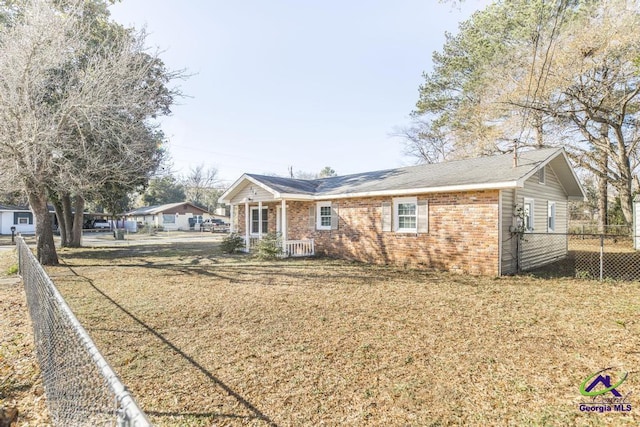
xmin=58 ymin=242 xmax=422 ymax=286
xmin=59 ymin=241 xmax=221 ymax=260
xmin=64 ymin=265 xmax=278 ymax=427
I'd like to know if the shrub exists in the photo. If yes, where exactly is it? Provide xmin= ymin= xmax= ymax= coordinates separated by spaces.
xmin=6 ymin=263 xmax=18 ymax=275
xmin=220 ymin=233 xmax=245 ymax=254
xmin=255 ymin=233 xmax=283 ymax=260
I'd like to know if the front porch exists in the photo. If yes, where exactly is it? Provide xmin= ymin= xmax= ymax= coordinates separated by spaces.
xmin=229 ymin=198 xmax=315 ymax=258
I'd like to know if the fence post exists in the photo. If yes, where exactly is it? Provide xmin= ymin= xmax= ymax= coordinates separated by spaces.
xmin=599 ymin=234 xmax=604 ymax=281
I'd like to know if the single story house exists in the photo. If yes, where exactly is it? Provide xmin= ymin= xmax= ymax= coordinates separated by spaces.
xmin=0 ymin=204 xmax=36 ymax=235
xmin=219 ymin=148 xmax=585 ymax=276
xmin=122 ymin=202 xmax=211 ymax=231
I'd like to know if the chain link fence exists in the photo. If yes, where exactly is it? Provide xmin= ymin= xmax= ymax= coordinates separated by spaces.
xmin=16 ymin=236 xmax=151 ymax=426
xmin=519 ymin=232 xmax=640 ymax=281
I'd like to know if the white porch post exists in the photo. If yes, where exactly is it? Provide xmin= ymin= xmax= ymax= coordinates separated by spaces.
xmin=244 ymin=200 xmax=250 ymax=252
xmin=281 ymin=199 xmax=287 ymax=253
xmin=258 ymin=201 xmax=263 ymax=239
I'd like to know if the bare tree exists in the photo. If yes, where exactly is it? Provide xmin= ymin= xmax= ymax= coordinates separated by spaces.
xmin=183 ymin=164 xmax=219 ymax=210
xmin=0 ymin=0 xmax=179 ymax=263
xmin=394 ymin=119 xmax=454 ymax=164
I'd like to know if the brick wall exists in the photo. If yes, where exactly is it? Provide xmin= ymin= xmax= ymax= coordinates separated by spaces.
xmin=236 ymin=190 xmax=500 ymax=275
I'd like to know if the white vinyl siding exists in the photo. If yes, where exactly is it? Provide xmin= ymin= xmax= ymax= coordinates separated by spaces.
xmin=516 ymin=165 xmax=568 ymax=272
xmin=500 ymin=189 xmax=517 ymax=275
xmin=230 ymin=182 xmax=274 ymax=204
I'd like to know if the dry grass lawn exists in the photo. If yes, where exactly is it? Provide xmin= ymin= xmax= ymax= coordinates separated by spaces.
xmin=32 ymin=240 xmax=640 ymax=426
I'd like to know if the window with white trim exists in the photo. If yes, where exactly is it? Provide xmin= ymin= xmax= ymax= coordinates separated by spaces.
xmin=523 ymin=198 xmax=534 ymax=232
xmin=547 ymin=201 xmax=556 ymax=232
xmin=394 ymin=197 xmax=417 ymax=233
xmin=162 ymin=214 xmax=176 ymax=224
xmin=251 ymin=207 xmax=268 ymax=234
xmin=13 ymin=212 xmax=33 ymax=225
xmin=538 ymin=167 xmax=545 ymax=184
xmin=316 ymin=202 xmax=332 ymax=230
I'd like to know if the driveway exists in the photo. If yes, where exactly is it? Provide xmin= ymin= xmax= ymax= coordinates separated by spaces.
xmin=79 ymin=230 xmax=225 ymax=247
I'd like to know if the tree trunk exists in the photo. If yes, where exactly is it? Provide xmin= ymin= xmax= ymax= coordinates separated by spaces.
xmin=70 ymin=195 xmax=84 ymax=247
xmin=61 ymin=193 xmax=74 ymax=246
xmin=51 ymin=198 xmax=68 ymax=247
xmin=596 ymin=149 xmax=608 ymax=233
xmin=597 ymin=174 xmax=608 ymax=233
xmin=27 ymin=188 xmax=58 ymax=265
xmin=534 ymin=112 xmax=544 ymax=148
xmin=615 ymin=146 xmax=634 ymax=226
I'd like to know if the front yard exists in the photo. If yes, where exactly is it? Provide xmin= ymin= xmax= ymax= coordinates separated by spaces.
xmin=13 ymin=240 xmax=640 ymax=425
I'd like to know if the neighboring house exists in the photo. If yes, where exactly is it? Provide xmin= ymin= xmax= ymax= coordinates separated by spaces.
xmin=220 ymin=148 xmax=585 ymax=276
xmin=0 ymin=205 xmax=35 ymax=235
xmin=122 ymin=202 xmax=211 ymax=231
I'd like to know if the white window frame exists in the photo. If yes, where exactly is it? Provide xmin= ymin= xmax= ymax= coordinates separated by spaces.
xmin=162 ymin=214 xmax=176 ymax=224
xmin=547 ymin=201 xmax=556 ymax=232
xmin=393 ymin=197 xmax=417 ymax=233
xmin=523 ymin=198 xmax=534 ymax=232
xmin=250 ymin=207 xmax=268 ymax=235
xmin=538 ymin=167 xmax=545 ymax=184
xmin=316 ymin=201 xmax=332 ymax=230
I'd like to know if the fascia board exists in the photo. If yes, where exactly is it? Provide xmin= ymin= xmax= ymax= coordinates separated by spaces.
xmin=312 ymin=181 xmax=520 ymax=201
xmin=276 ymin=193 xmax=315 ymax=201
xmin=228 ymin=181 xmax=522 ymax=202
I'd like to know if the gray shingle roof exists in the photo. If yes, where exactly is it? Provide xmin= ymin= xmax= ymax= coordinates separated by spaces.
xmin=123 ymin=202 xmax=207 ymax=216
xmin=245 ymin=174 xmax=319 ymax=196
xmin=221 ymin=147 xmax=585 ymax=202
xmin=252 ymin=148 xmax=563 ymax=195
xmin=0 ymin=204 xmax=30 ymax=211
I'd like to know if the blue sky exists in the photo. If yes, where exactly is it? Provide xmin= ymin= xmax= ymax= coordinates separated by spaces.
xmin=109 ymin=1 xmax=490 ymax=185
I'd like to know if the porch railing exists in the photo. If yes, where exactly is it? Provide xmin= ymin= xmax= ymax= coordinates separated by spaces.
xmin=284 ymin=239 xmax=315 ymax=257
xmin=245 ymin=236 xmax=315 ymax=257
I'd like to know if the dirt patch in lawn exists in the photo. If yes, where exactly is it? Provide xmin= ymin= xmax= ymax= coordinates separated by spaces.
xmin=37 ymin=241 xmax=640 ymax=426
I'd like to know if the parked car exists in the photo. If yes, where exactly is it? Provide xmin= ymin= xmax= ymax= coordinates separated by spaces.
xmin=92 ymin=219 xmax=111 ymax=229
xmin=200 ymin=218 xmax=229 ymax=233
